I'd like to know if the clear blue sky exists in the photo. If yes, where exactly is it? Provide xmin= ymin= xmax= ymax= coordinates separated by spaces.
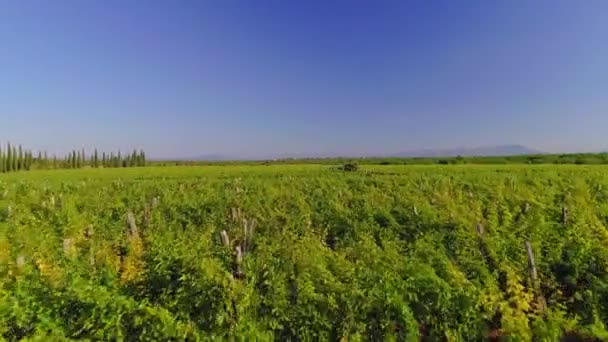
xmin=1 ymin=0 xmax=607 ymax=158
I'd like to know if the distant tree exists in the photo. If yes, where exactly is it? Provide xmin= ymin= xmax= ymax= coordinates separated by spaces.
xmin=0 ymin=146 xmax=4 ymax=173
xmin=140 ymin=150 xmax=146 ymax=166
xmin=76 ymin=150 xmax=82 ymax=168
xmin=23 ymin=151 xmax=28 ymax=170
xmin=12 ymin=146 xmax=17 ymax=172
xmin=6 ymin=143 xmax=12 ymax=172
xmin=17 ymin=145 xmax=23 ymax=171
xmin=341 ymin=162 xmax=359 ymax=172
xmin=72 ymin=150 xmax=77 ymax=169
xmin=93 ymin=149 xmax=99 ymax=168
xmin=129 ymin=150 xmax=136 ymax=167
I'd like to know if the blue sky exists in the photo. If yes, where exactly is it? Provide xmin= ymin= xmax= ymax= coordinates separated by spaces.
xmin=1 ymin=1 xmax=607 ymax=158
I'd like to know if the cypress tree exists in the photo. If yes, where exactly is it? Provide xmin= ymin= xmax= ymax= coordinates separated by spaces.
xmin=25 ymin=151 xmax=32 ymax=170
xmin=102 ymin=152 xmax=106 ymax=167
xmin=72 ymin=150 xmax=78 ymax=169
xmin=0 ymin=146 xmax=4 ymax=173
xmin=53 ymin=155 xmax=57 ymax=169
xmin=17 ymin=145 xmax=23 ymax=171
xmin=7 ymin=143 xmax=12 ymax=172
xmin=93 ymin=149 xmax=99 ymax=168
xmin=12 ymin=146 xmax=17 ymax=172
xmin=140 ymin=150 xmax=146 ymax=166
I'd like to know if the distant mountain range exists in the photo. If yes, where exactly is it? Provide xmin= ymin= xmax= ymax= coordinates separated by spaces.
xmin=393 ymin=144 xmax=542 ymax=158
xmin=177 ymin=145 xmax=543 ymax=161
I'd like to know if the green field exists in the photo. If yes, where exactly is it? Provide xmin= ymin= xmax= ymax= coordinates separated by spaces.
xmin=1 ymin=165 xmax=608 ymax=340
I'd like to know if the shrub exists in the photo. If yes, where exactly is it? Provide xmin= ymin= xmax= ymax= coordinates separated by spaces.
xmin=342 ymin=162 xmax=359 ymax=172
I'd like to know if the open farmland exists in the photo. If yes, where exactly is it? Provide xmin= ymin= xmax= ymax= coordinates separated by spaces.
xmin=1 ymin=165 xmax=608 ymax=340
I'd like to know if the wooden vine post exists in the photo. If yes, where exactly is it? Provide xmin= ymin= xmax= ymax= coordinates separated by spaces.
xmin=220 ymin=210 xmax=256 ymax=280
xmin=524 ymin=241 xmax=546 ymax=313
xmin=220 ymin=211 xmax=257 ymax=325
xmin=126 ymin=211 xmax=138 ymax=237
xmin=524 ymin=241 xmax=538 ymax=282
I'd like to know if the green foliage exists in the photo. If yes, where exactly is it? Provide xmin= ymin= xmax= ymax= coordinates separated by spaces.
xmin=0 ymin=165 xmax=608 ymax=339
xmin=341 ymin=162 xmax=359 ymax=172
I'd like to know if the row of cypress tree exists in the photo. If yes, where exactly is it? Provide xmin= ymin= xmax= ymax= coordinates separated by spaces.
xmin=0 ymin=144 xmax=34 ymax=173
xmin=62 ymin=149 xmax=146 ymax=169
xmin=0 ymin=143 xmax=147 ymax=173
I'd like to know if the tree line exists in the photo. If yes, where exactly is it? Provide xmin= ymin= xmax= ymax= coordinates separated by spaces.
xmin=0 ymin=143 xmax=146 ymax=173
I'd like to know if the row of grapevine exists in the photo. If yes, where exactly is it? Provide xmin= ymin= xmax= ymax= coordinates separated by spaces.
xmin=2 ymin=165 xmax=608 ymax=339
xmin=0 ymin=143 xmax=146 ymax=173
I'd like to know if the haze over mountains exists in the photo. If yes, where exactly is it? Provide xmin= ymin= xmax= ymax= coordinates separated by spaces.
xmin=178 ymin=145 xmax=542 ymax=161
xmin=393 ymin=145 xmax=541 ymax=158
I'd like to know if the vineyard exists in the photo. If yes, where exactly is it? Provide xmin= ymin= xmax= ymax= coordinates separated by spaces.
xmin=1 ymin=165 xmax=608 ymax=340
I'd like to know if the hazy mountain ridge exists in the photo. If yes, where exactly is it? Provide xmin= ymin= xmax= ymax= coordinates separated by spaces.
xmin=175 ymin=145 xmax=542 ymax=161
xmin=393 ymin=145 xmax=542 ymax=158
